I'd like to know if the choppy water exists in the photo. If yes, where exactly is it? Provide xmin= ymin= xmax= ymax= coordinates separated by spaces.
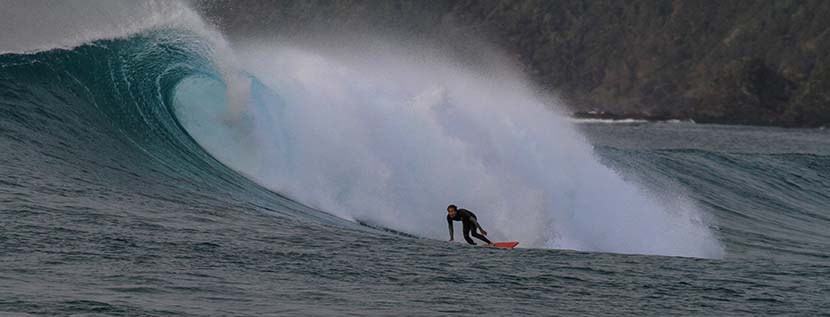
xmin=2 ymin=2 xmax=830 ymax=315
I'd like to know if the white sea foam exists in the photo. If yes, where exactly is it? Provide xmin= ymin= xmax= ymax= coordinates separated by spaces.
xmin=176 ymin=39 xmax=725 ymax=258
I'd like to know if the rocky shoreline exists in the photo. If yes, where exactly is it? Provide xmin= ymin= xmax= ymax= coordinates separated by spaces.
xmin=571 ymin=111 xmax=674 ymax=122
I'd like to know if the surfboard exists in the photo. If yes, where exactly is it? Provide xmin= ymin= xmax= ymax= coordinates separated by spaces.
xmin=490 ymin=241 xmax=519 ymax=249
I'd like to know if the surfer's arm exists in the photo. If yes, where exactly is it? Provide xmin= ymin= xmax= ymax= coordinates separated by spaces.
xmin=447 ymin=217 xmax=454 ymax=241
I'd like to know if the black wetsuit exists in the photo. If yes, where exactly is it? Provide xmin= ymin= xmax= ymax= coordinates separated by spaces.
xmin=447 ymin=208 xmax=492 ymax=245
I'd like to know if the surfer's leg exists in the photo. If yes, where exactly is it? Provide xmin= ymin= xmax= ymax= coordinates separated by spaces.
xmin=462 ymin=222 xmax=476 ymax=245
xmin=470 ymin=227 xmax=492 ymax=244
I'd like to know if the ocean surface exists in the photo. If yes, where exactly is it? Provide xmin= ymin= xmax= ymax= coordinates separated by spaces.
xmin=2 ymin=2 xmax=830 ymax=316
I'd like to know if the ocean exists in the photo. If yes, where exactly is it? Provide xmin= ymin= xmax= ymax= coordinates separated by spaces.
xmin=1 ymin=1 xmax=829 ymax=315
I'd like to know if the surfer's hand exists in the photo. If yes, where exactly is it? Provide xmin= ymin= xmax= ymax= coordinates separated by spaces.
xmin=480 ymin=229 xmax=488 ymax=236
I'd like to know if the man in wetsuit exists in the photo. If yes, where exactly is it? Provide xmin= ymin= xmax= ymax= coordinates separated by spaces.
xmin=446 ymin=204 xmax=492 ymax=245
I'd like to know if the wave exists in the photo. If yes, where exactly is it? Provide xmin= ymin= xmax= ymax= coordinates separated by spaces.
xmin=0 ymin=1 xmax=729 ymax=259
xmin=598 ymin=147 xmax=830 ymax=261
xmin=0 ymin=25 xmax=353 ymax=228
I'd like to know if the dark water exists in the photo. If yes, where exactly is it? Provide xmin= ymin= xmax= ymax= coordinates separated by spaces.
xmin=2 ymin=31 xmax=830 ymax=316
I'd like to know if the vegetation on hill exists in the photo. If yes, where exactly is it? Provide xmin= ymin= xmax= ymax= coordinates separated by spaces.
xmin=200 ymin=0 xmax=830 ymax=127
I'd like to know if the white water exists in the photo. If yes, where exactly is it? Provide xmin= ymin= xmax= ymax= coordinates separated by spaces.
xmin=175 ymin=39 xmax=724 ymax=258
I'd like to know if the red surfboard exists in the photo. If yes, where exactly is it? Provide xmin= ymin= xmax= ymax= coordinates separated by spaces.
xmin=490 ymin=241 xmax=519 ymax=249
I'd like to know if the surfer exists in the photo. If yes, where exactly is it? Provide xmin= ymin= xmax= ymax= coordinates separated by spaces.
xmin=446 ymin=204 xmax=492 ymax=245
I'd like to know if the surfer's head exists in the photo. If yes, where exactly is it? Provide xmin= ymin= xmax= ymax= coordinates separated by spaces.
xmin=447 ymin=204 xmax=457 ymax=217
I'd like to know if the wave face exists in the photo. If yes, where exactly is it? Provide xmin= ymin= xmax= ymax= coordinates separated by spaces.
xmin=0 ymin=27 xmax=351 ymax=226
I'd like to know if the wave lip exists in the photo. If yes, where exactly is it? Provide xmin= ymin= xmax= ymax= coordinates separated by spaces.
xmin=0 ymin=1 xmax=207 ymax=54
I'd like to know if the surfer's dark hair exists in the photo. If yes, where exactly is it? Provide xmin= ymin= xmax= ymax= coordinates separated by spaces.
xmin=447 ymin=204 xmax=457 ymax=210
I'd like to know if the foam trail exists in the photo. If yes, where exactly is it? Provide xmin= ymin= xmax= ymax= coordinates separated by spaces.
xmin=175 ymin=42 xmax=724 ymax=259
